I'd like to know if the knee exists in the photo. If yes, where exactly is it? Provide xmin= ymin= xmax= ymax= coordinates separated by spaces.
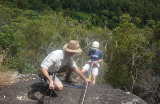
xmin=55 ymin=84 xmax=63 ymax=91
xmin=57 ymin=86 xmax=63 ymax=91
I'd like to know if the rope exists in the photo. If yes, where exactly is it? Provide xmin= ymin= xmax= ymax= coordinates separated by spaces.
xmin=80 ymin=82 xmax=89 ymax=104
xmin=79 ymin=62 xmax=94 ymax=104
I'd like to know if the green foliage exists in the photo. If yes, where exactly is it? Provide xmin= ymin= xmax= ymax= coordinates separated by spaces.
xmin=67 ymin=11 xmax=91 ymax=21
xmin=0 ymin=5 xmax=97 ymax=73
xmin=2 ymin=0 xmax=160 ymax=28
xmin=106 ymin=14 xmax=155 ymax=90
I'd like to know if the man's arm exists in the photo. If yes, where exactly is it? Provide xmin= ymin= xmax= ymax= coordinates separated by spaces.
xmin=73 ymin=68 xmax=89 ymax=84
xmin=40 ymin=68 xmax=54 ymax=89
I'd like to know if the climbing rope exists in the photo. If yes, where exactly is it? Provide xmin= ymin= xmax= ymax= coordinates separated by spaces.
xmin=80 ymin=61 xmax=94 ymax=104
xmin=80 ymin=82 xmax=89 ymax=104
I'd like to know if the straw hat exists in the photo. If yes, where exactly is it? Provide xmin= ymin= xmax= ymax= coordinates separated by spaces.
xmin=63 ymin=40 xmax=82 ymax=53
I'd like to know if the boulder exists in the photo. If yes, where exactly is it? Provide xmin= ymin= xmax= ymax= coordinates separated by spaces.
xmin=0 ymin=74 xmax=147 ymax=104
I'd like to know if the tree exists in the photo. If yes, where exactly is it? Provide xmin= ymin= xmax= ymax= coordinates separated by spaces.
xmin=106 ymin=14 xmax=154 ymax=91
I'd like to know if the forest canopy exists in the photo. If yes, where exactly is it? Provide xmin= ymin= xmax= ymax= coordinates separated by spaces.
xmin=1 ymin=0 xmax=160 ymax=28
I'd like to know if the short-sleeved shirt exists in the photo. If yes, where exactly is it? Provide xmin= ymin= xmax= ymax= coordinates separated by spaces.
xmin=88 ymin=48 xmax=103 ymax=61
xmin=41 ymin=50 xmax=78 ymax=72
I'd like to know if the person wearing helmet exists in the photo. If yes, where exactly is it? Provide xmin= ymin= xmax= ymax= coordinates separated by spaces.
xmin=79 ymin=41 xmax=103 ymax=85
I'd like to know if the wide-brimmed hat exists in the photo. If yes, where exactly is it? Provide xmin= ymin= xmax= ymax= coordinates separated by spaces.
xmin=63 ymin=40 xmax=82 ymax=53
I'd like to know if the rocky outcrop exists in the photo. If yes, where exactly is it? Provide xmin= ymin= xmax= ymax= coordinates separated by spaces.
xmin=0 ymin=71 xmax=18 ymax=87
xmin=0 ymin=74 xmax=147 ymax=104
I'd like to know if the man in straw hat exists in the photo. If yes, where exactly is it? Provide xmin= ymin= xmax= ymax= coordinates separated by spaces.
xmin=40 ymin=40 xmax=90 ymax=90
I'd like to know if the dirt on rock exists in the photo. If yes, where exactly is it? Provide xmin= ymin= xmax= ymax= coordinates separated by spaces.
xmin=0 ymin=74 xmax=148 ymax=104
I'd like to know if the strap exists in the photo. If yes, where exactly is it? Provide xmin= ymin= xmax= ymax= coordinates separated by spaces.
xmin=52 ymin=72 xmax=56 ymax=81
